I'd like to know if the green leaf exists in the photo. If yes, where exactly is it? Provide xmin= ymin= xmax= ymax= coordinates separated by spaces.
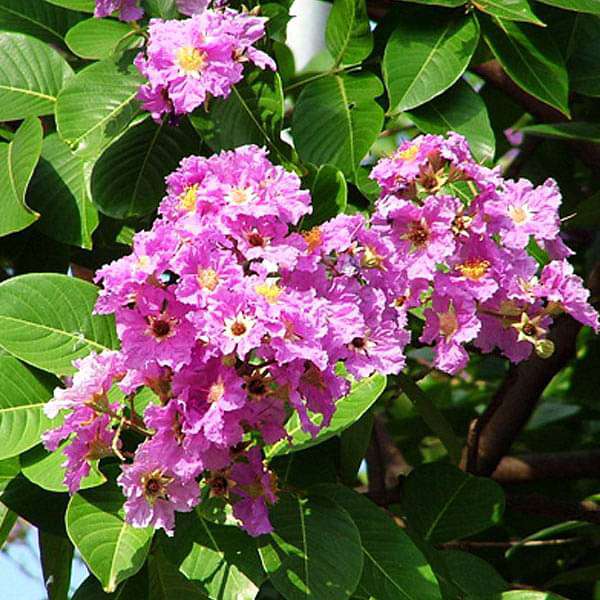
xmin=0 ymin=32 xmax=73 ymax=120
xmin=0 ymin=501 xmax=16 ymax=548
xmin=162 ymin=512 xmax=263 ymax=600
xmin=567 ymin=15 xmax=600 ymax=96
xmin=1 ymin=474 xmax=68 ymax=535
xmin=72 ymin=570 xmax=149 ymax=600
xmin=44 ymin=0 xmax=95 ymax=11
xmin=0 ymin=0 xmax=85 ymax=44
xmin=27 ymin=133 xmax=99 ymax=250
xmin=0 ymin=354 xmax=57 ymax=460
xmin=0 ymin=273 xmax=118 ymax=375
xmin=144 ymin=0 xmax=179 ymax=19
xmin=91 ymin=118 xmax=198 ymax=219
xmin=302 ymin=163 xmax=348 ymax=228
xmin=383 ymin=10 xmax=479 ymax=113
xmin=402 ymin=463 xmax=505 ymax=543
xmin=258 ymin=493 xmax=364 ymax=600
xmin=21 ymin=443 xmax=106 ymax=493
xmin=482 ymin=593 xmax=567 ymax=600
xmin=56 ymin=52 xmax=144 ymax=158
xmin=536 ymin=0 xmax=600 ymax=14
xmin=339 ymin=410 xmax=373 ymax=485
xmin=0 ymin=456 xmax=20 ymax=493
xmin=326 ymin=0 xmax=373 ymax=66
xmin=0 ymin=117 xmax=43 ymax=237
xmin=267 ymin=373 xmax=387 ymax=457
xmin=408 ymin=79 xmax=495 ymax=162
xmin=480 ymin=16 xmax=570 ymax=116
xmin=67 ymin=480 xmax=154 ymax=593
xmin=313 ymin=485 xmax=443 ymax=600
xmin=292 ymin=72 xmax=384 ymax=179
xmin=148 ymin=546 xmax=210 ymax=599
xmin=521 ymin=122 xmax=600 ymax=142
xmin=191 ymin=69 xmax=284 ymax=155
xmin=66 ymin=18 xmax=139 ymax=60
xmin=472 ymin=0 xmax=544 ymax=25
xmin=39 ymin=530 xmax=74 ymax=600
xmin=437 ymin=549 xmax=507 ymax=598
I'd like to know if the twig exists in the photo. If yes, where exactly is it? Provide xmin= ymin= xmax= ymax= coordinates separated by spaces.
xmin=437 ymin=538 xmax=581 ymax=550
xmin=507 ymin=494 xmax=600 ymax=526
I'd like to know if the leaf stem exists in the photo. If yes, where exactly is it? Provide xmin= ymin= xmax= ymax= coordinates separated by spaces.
xmin=397 ymin=372 xmax=463 ymax=464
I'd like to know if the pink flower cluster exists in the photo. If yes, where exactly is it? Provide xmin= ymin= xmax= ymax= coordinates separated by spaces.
xmin=370 ymin=133 xmax=599 ymax=372
xmin=134 ymin=9 xmax=275 ymax=121
xmin=42 ymin=136 xmax=598 ymax=538
xmin=43 ymin=145 xmax=409 ymax=537
xmin=94 ymin=0 xmax=207 ymax=21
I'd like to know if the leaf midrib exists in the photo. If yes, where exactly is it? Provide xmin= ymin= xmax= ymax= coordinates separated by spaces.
xmin=424 ymin=477 xmax=469 ymax=541
xmin=0 ymin=5 xmax=65 ymax=42
xmin=0 ymin=83 xmax=55 ymax=101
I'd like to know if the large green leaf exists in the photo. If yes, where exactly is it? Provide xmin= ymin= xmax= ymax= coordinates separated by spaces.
xmin=0 ymin=0 xmax=85 ymax=44
xmin=302 ymin=163 xmax=348 ymax=229
xmin=314 ymin=485 xmax=442 ymax=600
xmin=67 ymin=480 xmax=154 ymax=592
xmin=480 ymin=16 xmax=570 ymax=116
xmin=66 ymin=18 xmax=138 ymax=60
xmin=72 ymin=570 xmax=149 ymax=600
xmin=0 ymin=456 xmax=20 ymax=492
xmin=292 ymin=72 xmax=384 ymax=179
xmin=401 ymin=463 xmax=505 ymax=543
xmin=0 ymin=32 xmax=73 ymax=120
xmin=567 ymin=15 xmax=600 ymax=97
xmin=91 ymin=118 xmax=198 ymax=219
xmin=408 ymin=79 xmax=495 ymax=162
xmin=27 ymin=133 xmax=99 ymax=249
xmin=191 ymin=69 xmax=284 ymax=155
xmin=44 ymin=0 xmax=95 ymax=11
xmin=472 ymin=0 xmax=544 ymax=25
xmin=326 ymin=0 xmax=373 ymax=66
xmin=0 ymin=117 xmax=43 ymax=237
xmin=39 ymin=530 xmax=74 ymax=600
xmin=0 ymin=354 xmax=57 ymax=461
xmin=258 ymin=493 xmax=364 ymax=600
xmin=536 ymin=0 xmax=600 ymax=14
xmin=56 ymin=52 xmax=144 ymax=158
xmin=383 ymin=10 xmax=479 ymax=113
xmin=0 ymin=273 xmax=118 ymax=375
xmin=162 ymin=512 xmax=263 ymax=600
xmin=148 ymin=547 xmax=210 ymax=599
xmin=21 ymin=443 xmax=106 ymax=493
xmin=267 ymin=373 xmax=387 ymax=457
xmin=520 ymin=122 xmax=600 ymax=142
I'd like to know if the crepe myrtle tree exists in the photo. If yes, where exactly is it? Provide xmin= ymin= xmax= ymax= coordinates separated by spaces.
xmin=0 ymin=0 xmax=599 ymax=599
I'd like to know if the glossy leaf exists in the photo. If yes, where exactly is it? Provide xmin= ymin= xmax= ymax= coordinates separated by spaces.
xmin=0 ymin=117 xmax=43 ymax=237
xmin=27 ymin=133 xmax=99 ymax=250
xmin=326 ymin=0 xmax=373 ymax=66
xmin=191 ymin=69 xmax=284 ymax=154
xmin=39 ymin=530 xmax=74 ymax=600
xmin=0 ymin=32 xmax=72 ymax=120
xmin=480 ymin=16 xmax=569 ymax=116
xmin=0 ymin=0 xmax=85 ymax=44
xmin=408 ymin=79 xmax=495 ymax=162
xmin=91 ymin=118 xmax=198 ymax=219
xmin=67 ymin=481 xmax=154 ymax=592
xmin=0 ymin=354 xmax=57 ymax=461
xmin=302 ymin=163 xmax=348 ymax=228
xmin=383 ymin=11 xmax=480 ymax=113
xmin=536 ymin=0 xmax=600 ymax=14
xmin=472 ymin=0 xmax=544 ymax=25
xmin=148 ymin=547 xmax=210 ymax=600
xmin=0 ymin=502 xmax=16 ymax=548
xmin=162 ymin=512 xmax=263 ymax=600
xmin=21 ymin=443 xmax=106 ymax=493
xmin=66 ymin=18 xmax=139 ymax=60
xmin=402 ymin=463 xmax=505 ymax=543
xmin=56 ymin=52 xmax=144 ymax=158
xmin=339 ymin=410 xmax=374 ymax=485
xmin=314 ymin=485 xmax=443 ymax=600
xmin=72 ymin=570 xmax=149 ymax=600
xmin=44 ymin=0 xmax=95 ymax=11
xmin=0 ymin=273 xmax=118 ymax=375
xmin=521 ymin=122 xmax=600 ymax=142
xmin=567 ymin=16 xmax=600 ymax=96
xmin=258 ymin=493 xmax=363 ymax=600
xmin=267 ymin=373 xmax=386 ymax=457
xmin=292 ymin=72 xmax=384 ymax=179
xmin=0 ymin=457 xmax=20 ymax=493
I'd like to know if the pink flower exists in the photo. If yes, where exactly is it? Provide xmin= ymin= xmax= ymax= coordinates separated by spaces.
xmin=95 ymin=0 xmax=143 ymax=21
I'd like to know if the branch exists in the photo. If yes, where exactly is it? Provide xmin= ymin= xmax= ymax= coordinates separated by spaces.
xmin=507 ymin=494 xmax=600 ymax=525
xmin=493 ymin=450 xmax=600 ymax=484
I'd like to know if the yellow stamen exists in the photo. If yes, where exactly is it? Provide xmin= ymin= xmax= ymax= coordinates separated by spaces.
xmin=179 ymin=184 xmax=198 ymax=212
xmin=176 ymin=46 xmax=207 ymax=76
xmin=456 ymin=258 xmax=491 ymax=281
xmin=255 ymin=282 xmax=283 ymax=304
xmin=197 ymin=267 xmax=219 ymax=291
